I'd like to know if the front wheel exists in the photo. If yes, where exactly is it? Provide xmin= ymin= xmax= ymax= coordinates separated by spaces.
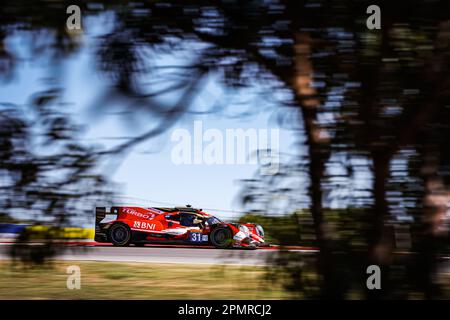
xmin=210 ymin=227 xmax=233 ymax=248
xmin=109 ymin=223 xmax=131 ymax=246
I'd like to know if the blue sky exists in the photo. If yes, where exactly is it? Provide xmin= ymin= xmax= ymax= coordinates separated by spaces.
xmin=0 ymin=14 xmax=299 ymax=222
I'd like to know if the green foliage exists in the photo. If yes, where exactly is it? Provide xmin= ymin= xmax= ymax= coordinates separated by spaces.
xmin=238 ymin=211 xmax=314 ymax=246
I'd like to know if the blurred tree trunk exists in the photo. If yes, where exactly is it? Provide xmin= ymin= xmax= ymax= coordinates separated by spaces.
xmin=366 ymin=152 xmax=394 ymax=299
xmin=414 ymin=143 xmax=447 ymax=298
xmin=292 ymin=33 xmax=343 ymax=298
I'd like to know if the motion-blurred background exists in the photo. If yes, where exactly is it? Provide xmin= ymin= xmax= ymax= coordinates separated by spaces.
xmin=0 ymin=0 xmax=449 ymax=299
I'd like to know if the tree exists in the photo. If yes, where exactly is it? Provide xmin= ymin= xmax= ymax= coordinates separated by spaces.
xmin=0 ymin=0 xmax=449 ymax=297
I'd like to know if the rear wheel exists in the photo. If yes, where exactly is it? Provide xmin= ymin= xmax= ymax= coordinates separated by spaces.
xmin=109 ymin=223 xmax=131 ymax=246
xmin=210 ymin=227 xmax=233 ymax=248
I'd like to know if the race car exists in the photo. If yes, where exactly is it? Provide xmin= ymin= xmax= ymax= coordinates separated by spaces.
xmin=94 ymin=205 xmax=265 ymax=249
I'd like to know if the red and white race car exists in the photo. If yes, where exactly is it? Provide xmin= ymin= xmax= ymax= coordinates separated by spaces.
xmin=94 ymin=206 xmax=265 ymax=249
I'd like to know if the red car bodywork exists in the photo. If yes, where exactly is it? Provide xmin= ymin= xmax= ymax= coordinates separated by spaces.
xmin=94 ymin=206 xmax=265 ymax=249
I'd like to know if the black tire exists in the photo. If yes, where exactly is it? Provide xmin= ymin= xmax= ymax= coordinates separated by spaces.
xmin=210 ymin=227 xmax=233 ymax=248
xmin=109 ymin=223 xmax=131 ymax=246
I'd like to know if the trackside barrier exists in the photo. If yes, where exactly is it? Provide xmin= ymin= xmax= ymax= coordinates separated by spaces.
xmin=0 ymin=223 xmax=94 ymax=240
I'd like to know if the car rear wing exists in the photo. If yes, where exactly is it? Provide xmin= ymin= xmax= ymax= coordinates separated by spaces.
xmin=95 ymin=207 xmax=108 ymax=242
xmin=95 ymin=207 xmax=123 ymax=223
xmin=94 ymin=207 xmax=121 ymax=242
xmin=95 ymin=207 xmax=107 ymax=226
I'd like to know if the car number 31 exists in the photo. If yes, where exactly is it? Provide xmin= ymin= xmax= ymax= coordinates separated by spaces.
xmin=190 ymin=233 xmax=208 ymax=242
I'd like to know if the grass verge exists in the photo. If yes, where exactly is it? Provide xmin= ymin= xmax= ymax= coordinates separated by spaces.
xmin=0 ymin=261 xmax=291 ymax=299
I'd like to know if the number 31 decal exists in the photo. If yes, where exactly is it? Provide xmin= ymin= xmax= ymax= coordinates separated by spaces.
xmin=190 ymin=233 xmax=208 ymax=242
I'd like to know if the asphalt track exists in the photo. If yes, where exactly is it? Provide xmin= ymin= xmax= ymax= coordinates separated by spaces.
xmin=0 ymin=244 xmax=317 ymax=266
xmin=1 ymin=244 xmax=449 ymax=270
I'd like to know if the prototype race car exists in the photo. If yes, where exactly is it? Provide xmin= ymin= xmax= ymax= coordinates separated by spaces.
xmin=94 ymin=205 xmax=265 ymax=249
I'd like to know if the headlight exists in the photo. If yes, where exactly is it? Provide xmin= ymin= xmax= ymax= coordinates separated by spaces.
xmin=239 ymin=225 xmax=250 ymax=236
xmin=255 ymin=225 xmax=264 ymax=238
